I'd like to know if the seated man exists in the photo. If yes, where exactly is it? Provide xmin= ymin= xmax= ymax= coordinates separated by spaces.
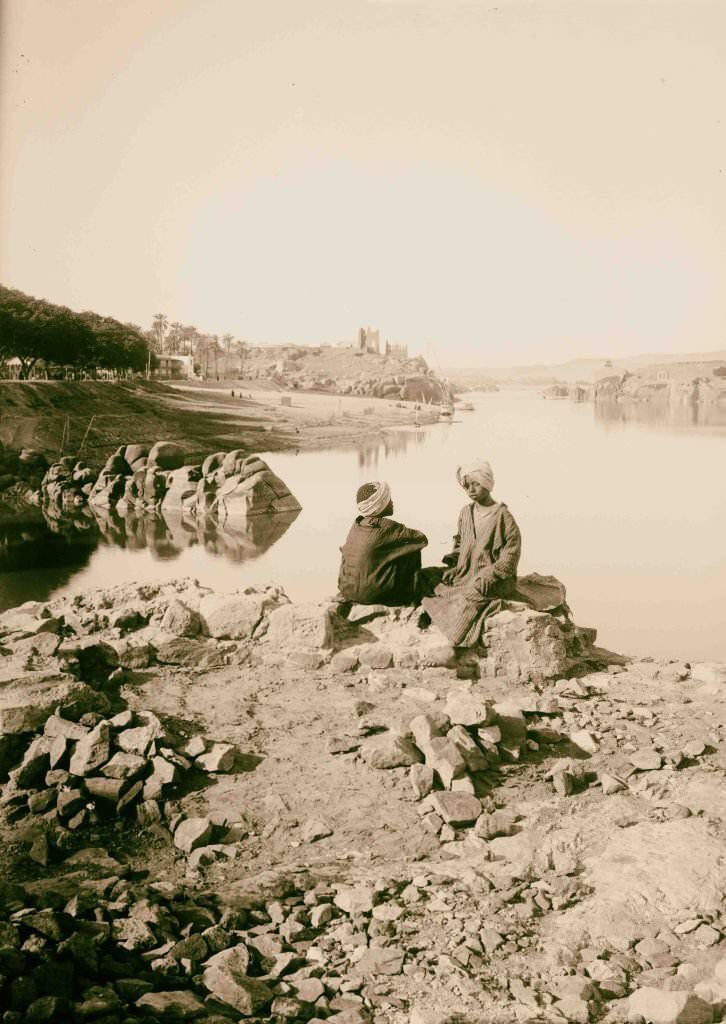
xmin=422 ymin=459 xmax=521 ymax=647
xmin=337 ymin=481 xmax=428 ymax=610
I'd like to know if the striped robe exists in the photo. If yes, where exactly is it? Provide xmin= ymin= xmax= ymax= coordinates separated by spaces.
xmin=422 ymin=502 xmax=522 ymax=647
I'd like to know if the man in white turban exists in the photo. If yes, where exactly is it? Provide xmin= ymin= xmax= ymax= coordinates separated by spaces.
xmin=337 ymin=481 xmax=429 ymax=609
xmin=420 ymin=460 xmax=522 ymax=647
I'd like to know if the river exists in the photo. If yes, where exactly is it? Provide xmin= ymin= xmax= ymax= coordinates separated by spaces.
xmin=1 ymin=390 xmax=725 ymax=662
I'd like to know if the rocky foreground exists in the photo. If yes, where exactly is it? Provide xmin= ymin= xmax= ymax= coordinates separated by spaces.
xmin=1 ymin=582 xmax=726 ymax=1024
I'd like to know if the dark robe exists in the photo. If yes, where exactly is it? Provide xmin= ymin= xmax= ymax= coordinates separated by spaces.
xmin=338 ymin=515 xmax=428 ymax=606
xmin=422 ymin=501 xmax=521 ymax=646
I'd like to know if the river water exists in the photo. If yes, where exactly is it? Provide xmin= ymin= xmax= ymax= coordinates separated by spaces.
xmin=1 ymin=390 xmax=725 ymax=662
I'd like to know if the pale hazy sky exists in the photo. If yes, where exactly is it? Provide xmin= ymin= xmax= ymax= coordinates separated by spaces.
xmin=1 ymin=0 xmax=725 ymax=365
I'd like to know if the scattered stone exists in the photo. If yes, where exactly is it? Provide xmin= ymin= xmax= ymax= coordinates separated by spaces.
xmin=359 ymin=645 xmax=394 ymax=670
xmin=362 ymin=735 xmax=423 ymax=769
xmin=425 ymin=736 xmax=467 ymax=788
xmin=202 ymin=945 xmax=273 ymax=1014
xmin=427 ymin=791 xmax=481 ymax=826
xmin=334 ymin=886 xmax=375 ymax=915
xmin=68 ymin=721 xmax=111 ymax=777
xmin=409 ymin=712 xmax=451 ymax=750
xmin=173 ymin=817 xmax=214 ymax=854
xmin=443 ymin=693 xmax=493 ymax=727
xmin=446 ymin=724 xmax=490 ymax=771
xmin=627 ymin=986 xmax=713 ymax=1024
xmin=601 ymin=772 xmax=627 ymax=795
xmin=354 ymin=945 xmax=405 ymax=976
xmin=135 ymin=989 xmax=206 ymax=1018
xmin=331 ymin=650 xmax=360 ymax=673
xmin=570 ymin=728 xmax=600 ymax=754
xmin=409 ymin=763 xmax=435 ymax=799
xmin=630 ymin=748 xmax=664 ymax=771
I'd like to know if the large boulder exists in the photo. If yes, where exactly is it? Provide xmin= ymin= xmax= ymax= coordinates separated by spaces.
xmin=264 ymin=602 xmax=337 ymax=649
xmin=161 ymin=466 xmax=201 ymax=511
xmin=148 ymin=441 xmax=185 ymax=471
xmin=199 ymin=586 xmax=288 ymax=640
xmin=482 ymin=609 xmax=568 ymax=682
xmin=211 ymin=457 xmax=301 ymax=521
xmin=0 ymin=676 xmax=110 ymax=736
xmin=88 ymin=470 xmax=128 ymax=508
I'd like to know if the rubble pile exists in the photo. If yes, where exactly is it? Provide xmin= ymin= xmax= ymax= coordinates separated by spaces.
xmin=0 ymin=850 xmax=424 ymax=1023
xmin=1 ymin=701 xmax=245 ymax=865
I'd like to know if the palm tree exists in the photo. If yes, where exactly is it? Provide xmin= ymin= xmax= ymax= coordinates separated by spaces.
xmin=151 ymin=313 xmax=168 ymax=354
xmin=222 ymin=333 xmax=234 ymax=379
xmin=168 ymin=321 xmax=183 ymax=355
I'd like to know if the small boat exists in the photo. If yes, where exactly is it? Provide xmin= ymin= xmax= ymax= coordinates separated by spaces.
xmin=439 ymin=404 xmax=454 ymax=419
xmin=459 ymin=401 xmax=475 ymax=411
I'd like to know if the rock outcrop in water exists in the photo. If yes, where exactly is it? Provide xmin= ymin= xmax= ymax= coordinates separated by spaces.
xmin=37 ymin=444 xmax=302 ymax=524
xmin=0 ymin=442 xmax=48 ymax=505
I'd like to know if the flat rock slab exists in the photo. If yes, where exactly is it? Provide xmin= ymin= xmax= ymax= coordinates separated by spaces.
xmin=362 ymin=735 xmax=423 ymax=769
xmin=627 ymin=987 xmax=713 ymax=1024
xmin=0 ymin=676 xmax=109 ymax=736
xmin=354 ymin=945 xmax=405 ymax=976
xmin=428 ymin=791 xmax=482 ymax=826
xmin=135 ymin=990 xmax=206 ymax=1018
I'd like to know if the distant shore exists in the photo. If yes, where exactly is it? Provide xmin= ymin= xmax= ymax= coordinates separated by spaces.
xmin=0 ymin=378 xmax=444 ymax=470
xmin=169 ymin=380 xmax=444 ymax=452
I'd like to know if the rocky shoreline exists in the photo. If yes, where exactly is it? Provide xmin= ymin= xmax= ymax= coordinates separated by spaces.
xmin=1 ymin=577 xmax=726 ymax=1023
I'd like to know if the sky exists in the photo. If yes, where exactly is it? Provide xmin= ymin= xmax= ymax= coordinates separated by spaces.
xmin=1 ymin=0 xmax=725 ymax=366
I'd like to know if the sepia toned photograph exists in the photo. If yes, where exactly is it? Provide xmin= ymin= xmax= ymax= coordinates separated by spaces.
xmin=1 ymin=2 xmax=725 ymax=1022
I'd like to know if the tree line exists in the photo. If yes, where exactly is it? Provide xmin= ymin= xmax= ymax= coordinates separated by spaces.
xmin=0 ymin=284 xmax=151 ymax=378
xmin=0 ymin=285 xmax=251 ymax=381
xmin=147 ymin=312 xmax=248 ymax=378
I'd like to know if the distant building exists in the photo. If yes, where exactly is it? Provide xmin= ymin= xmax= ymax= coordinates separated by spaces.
xmin=355 ymin=327 xmax=408 ymax=359
xmin=384 ymin=339 xmax=408 ymax=359
xmin=357 ymin=326 xmax=381 ymax=354
xmin=156 ymin=354 xmax=195 ymax=380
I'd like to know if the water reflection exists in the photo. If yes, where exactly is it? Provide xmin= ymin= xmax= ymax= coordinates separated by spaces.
xmin=357 ymin=427 xmax=429 ymax=469
xmin=595 ymin=398 xmax=726 ymax=434
xmin=92 ymin=506 xmax=300 ymax=563
xmin=0 ymin=508 xmax=100 ymax=609
xmin=0 ymin=503 xmax=300 ymax=611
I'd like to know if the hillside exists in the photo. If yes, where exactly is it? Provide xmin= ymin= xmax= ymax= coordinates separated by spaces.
xmin=444 ymin=349 xmax=726 ymax=387
xmin=0 ymin=379 xmax=434 ymax=473
xmin=243 ymin=343 xmax=450 ymax=403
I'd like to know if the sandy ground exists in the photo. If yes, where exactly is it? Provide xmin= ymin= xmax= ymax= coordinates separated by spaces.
xmin=168 ymin=381 xmax=442 ymax=451
xmin=3 ymin=579 xmax=726 ymax=1022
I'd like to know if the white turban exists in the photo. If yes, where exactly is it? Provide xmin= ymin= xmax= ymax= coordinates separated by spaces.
xmin=456 ymin=460 xmax=494 ymax=491
xmin=357 ymin=481 xmax=391 ymax=517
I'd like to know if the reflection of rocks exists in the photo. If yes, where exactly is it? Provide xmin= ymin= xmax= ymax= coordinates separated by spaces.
xmin=0 ymin=509 xmax=101 ymax=611
xmin=0 ymin=509 xmax=99 ymax=576
xmin=92 ymin=505 xmax=299 ymax=564
xmin=34 ymin=446 xmax=301 ymax=569
xmin=595 ymin=397 xmax=726 ymax=433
